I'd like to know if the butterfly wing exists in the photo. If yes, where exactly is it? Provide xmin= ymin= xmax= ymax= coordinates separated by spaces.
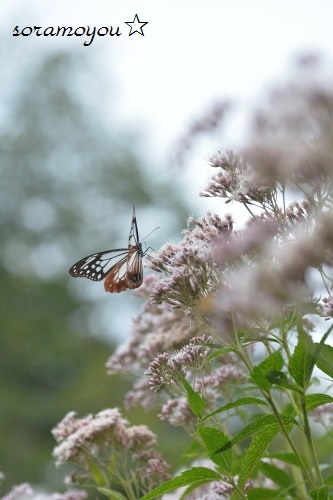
xmin=69 ymin=248 xmax=129 ymax=281
xmin=104 ymin=246 xmax=143 ymax=292
xmin=69 ymin=207 xmax=144 ymax=293
xmin=104 ymin=207 xmax=143 ymax=293
xmin=129 ymin=206 xmax=140 ymax=247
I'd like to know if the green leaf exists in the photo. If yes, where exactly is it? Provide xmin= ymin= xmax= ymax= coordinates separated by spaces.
xmin=265 ymin=370 xmax=302 ymax=393
xmin=214 ymin=414 xmax=297 ymax=454
xmin=202 ymin=397 xmax=268 ymax=422
xmin=139 ymin=467 xmax=221 ymax=500
xmin=180 ymin=374 xmax=205 ymax=418
xmin=97 ymin=488 xmax=127 ymax=500
xmin=88 ymin=460 xmax=106 ymax=486
xmin=198 ymin=425 xmax=232 ymax=472
xmin=323 ymin=474 xmax=333 ymax=486
xmin=312 ymin=343 xmax=333 ymax=378
xmin=250 ymin=367 xmax=270 ymax=392
xmin=237 ymin=427 xmax=280 ymax=489
xmin=251 ymin=352 xmax=284 ymax=392
xmin=305 ymin=393 xmax=333 ymax=412
xmin=319 ymin=323 xmax=333 ymax=344
xmin=289 ymin=331 xmax=315 ymax=388
xmin=247 ymin=487 xmax=282 ymax=498
xmin=208 ymin=347 xmax=234 ymax=362
xmin=309 ymin=486 xmax=329 ymax=500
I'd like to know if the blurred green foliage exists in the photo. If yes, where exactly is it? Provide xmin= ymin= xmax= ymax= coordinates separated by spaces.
xmin=0 ymin=50 xmax=190 ymax=494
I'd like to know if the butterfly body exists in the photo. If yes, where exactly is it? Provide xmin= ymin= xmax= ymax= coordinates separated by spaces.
xmin=69 ymin=207 xmax=143 ymax=293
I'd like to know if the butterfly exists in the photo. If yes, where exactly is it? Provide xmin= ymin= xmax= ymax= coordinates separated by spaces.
xmin=69 ymin=207 xmax=143 ymax=293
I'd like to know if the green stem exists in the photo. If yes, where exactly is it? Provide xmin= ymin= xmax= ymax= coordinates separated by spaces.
xmin=300 ymin=395 xmax=325 ymax=487
xmin=265 ymin=394 xmax=316 ymax=489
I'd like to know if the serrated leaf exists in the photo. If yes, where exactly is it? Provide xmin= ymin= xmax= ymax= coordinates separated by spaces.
xmin=289 ymin=331 xmax=315 ymax=388
xmin=139 ymin=467 xmax=221 ymax=500
xmin=180 ymin=374 xmax=205 ymax=418
xmin=236 ymin=426 xmax=280 ymax=489
xmin=312 ymin=343 xmax=333 ymax=379
xmin=261 ymin=351 xmax=284 ymax=370
xmin=214 ymin=414 xmax=297 ymax=454
xmin=97 ymin=488 xmax=127 ymax=500
xmin=265 ymin=370 xmax=302 ymax=393
xmin=251 ymin=352 xmax=284 ymax=392
xmin=305 ymin=393 xmax=333 ymax=412
xmin=251 ymin=366 xmax=271 ymax=392
xmin=198 ymin=425 xmax=232 ymax=472
xmin=202 ymin=397 xmax=268 ymax=422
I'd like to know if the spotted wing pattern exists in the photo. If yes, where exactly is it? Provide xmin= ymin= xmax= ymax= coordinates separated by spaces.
xmin=69 ymin=207 xmax=143 ymax=293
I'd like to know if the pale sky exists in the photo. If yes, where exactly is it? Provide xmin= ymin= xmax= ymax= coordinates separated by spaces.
xmin=5 ymin=0 xmax=333 ymax=169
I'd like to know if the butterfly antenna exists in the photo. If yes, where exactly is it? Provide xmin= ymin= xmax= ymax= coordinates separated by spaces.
xmin=142 ymin=226 xmax=160 ymax=241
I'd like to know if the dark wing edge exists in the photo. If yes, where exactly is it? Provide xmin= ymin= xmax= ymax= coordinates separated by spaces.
xmin=129 ymin=206 xmax=140 ymax=248
xmin=68 ymin=248 xmax=129 ymax=281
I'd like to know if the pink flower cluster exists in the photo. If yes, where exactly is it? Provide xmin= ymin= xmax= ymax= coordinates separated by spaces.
xmin=52 ymin=408 xmax=170 ymax=492
xmin=2 ymin=483 xmax=87 ymax=500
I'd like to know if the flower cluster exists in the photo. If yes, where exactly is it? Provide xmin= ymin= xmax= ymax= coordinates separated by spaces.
xmin=244 ymin=62 xmax=333 ymax=196
xmin=52 ymin=408 xmax=170 ymax=496
xmin=2 ymin=483 xmax=87 ymax=500
xmin=123 ymin=377 xmax=159 ymax=411
xmin=155 ymin=362 xmax=246 ymax=431
xmin=311 ymin=402 xmax=333 ymax=425
xmin=184 ymin=480 xmax=235 ymax=500
xmin=208 ymin=209 xmax=333 ymax=337
xmin=52 ymin=408 xmax=126 ymax=465
xmin=317 ymin=296 xmax=333 ymax=319
xmin=141 ymin=334 xmax=246 ymax=430
xmin=106 ymin=291 xmax=200 ymax=376
xmin=102 ymin=56 xmax=333 ymax=499
xmin=147 ymin=212 xmax=233 ymax=310
xmin=198 ymin=364 xmax=246 ymax=390
xmin=165 ymin=476 xmax=250 ymax=500
xmin=159 ymin=397 xmax=197 ymax=430
xmin=201 ymin=150 xmax=273 ymax=205
xmin=146 ymin=335 xmax=213 ymax=392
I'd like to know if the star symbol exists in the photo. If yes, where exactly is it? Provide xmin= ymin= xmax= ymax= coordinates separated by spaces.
xmin=125 ymin=14 xmax=148 ymax=36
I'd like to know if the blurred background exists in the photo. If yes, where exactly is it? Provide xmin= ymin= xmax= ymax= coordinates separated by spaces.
xmin=1 ymin=0 xmax=332 ymax=495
